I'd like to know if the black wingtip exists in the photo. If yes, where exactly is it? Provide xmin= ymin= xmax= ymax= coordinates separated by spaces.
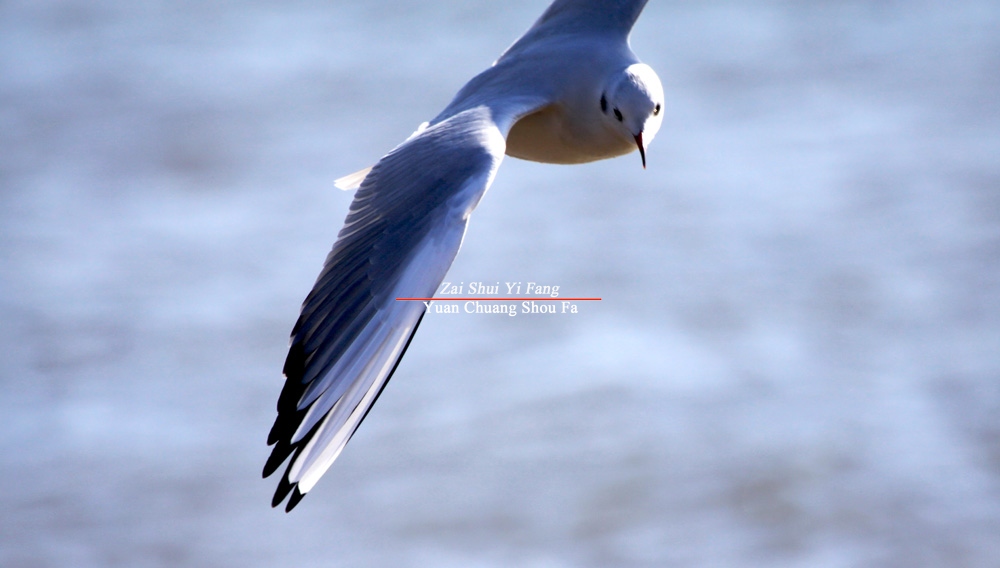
xmin=285 ymin=486 xmax=306 ymax=512
xmin=271 ymin=474 xmax=295 ymax=508
xmin=262 ymin=439 xmax=292 ymax=478
xmin=262 ymin=453 xmax=283 ymax=479
xmin=266 ymin=419 xmax=283 ymax=446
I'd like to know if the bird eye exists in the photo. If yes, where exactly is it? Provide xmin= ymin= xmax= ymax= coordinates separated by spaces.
xmin=613 ymin=108 xmax=623 ymax=121
xmin=600 ymin=94 xmax=607 ymax=113
xmin=653 ymin=103 xmax=661 ymax=116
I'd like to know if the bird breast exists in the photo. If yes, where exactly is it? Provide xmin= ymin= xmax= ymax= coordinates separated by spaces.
xmin=505 ymin=103 xmax=634 ymax=164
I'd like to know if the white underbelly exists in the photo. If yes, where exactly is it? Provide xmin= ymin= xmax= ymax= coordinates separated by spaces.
xmin=505 ymin=106 xmax=633 ymax=164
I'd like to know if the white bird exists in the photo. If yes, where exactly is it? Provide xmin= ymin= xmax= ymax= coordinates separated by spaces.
xmin=264 ymin=0 xmax=664 ymax=511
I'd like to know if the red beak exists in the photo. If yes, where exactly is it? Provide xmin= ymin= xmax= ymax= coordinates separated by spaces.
xmin=634 ymin=132 xmax=646 ymax=169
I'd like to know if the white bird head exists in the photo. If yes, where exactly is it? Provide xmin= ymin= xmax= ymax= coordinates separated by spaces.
xmin=601 ymin=63 xmax=664 ymax=168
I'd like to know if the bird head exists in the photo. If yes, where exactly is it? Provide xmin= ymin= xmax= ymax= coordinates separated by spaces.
xmin=601 ymin=63 xmax=664 ymax=168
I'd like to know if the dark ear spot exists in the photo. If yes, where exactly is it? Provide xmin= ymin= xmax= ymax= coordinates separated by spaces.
xmin=653 ymin=103 xmax=661 ymax=116
xmin=600 ymin=94 xmax=607 ymax=113
xmin=613 ymin=108 xmax=623 ymax=122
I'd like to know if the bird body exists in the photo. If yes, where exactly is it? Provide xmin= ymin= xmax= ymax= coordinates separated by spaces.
xmin=265 ymin=0 xmax=663 ymax=511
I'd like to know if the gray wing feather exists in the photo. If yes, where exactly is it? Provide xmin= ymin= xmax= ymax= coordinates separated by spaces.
xmin=523 ymin=0 xmax=648 ymax=39
xmin=264 ymin=107 xmax=506 ymax=510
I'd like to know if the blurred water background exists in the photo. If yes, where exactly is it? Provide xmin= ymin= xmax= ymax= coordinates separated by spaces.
xmin=2 ymin=0 xmax=1000 ymax=566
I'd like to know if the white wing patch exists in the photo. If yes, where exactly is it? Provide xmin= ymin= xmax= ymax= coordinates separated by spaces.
xmin=334 ymin=167 xmax=373 ymax=191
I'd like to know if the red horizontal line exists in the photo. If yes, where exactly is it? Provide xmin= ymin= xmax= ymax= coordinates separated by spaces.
xmin=396 ymin=297 xmax=602 ymax=301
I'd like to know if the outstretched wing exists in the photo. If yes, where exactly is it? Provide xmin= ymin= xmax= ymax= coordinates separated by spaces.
xmin=264 ymin=106 xmax=508 ymax=511
xmin=504 ymin=0 xmax=648 ymax=54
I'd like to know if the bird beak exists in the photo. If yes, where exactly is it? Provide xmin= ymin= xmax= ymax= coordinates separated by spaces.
xmin=634 ymin=132 xmax=646 ymax=169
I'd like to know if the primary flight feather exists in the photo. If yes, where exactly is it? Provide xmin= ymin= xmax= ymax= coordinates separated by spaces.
xmin=265 ymin=0 xmax=664 ymax=511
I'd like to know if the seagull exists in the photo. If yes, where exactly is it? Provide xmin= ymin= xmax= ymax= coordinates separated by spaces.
xmin=264 ymin=0 xmax=664 ymax=511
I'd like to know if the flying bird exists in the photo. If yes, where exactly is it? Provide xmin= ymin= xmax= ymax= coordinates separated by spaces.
xmin=264 ymin=0 xmax=664 ymax=511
